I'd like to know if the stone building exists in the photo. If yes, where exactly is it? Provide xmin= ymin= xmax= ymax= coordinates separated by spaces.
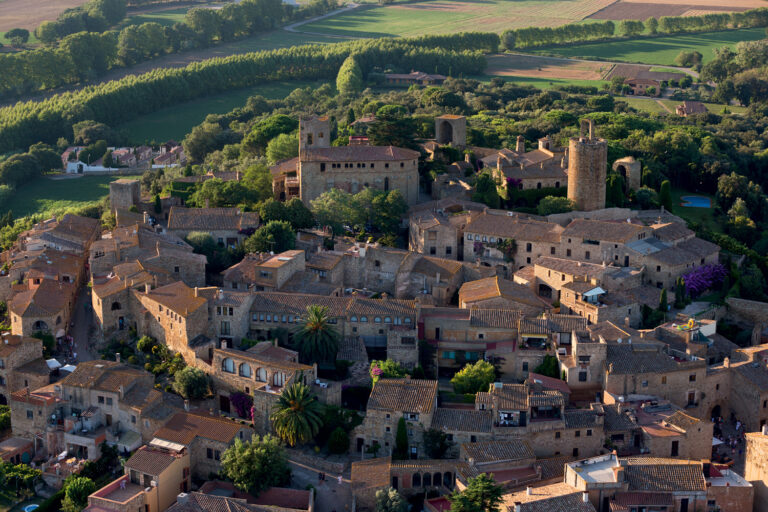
xmin=109 ymin=179 xmax=141 ymax=213
xmin=408 ymin=199 xmax=485 ymax=261
xmin=166 ymin=207 xmax=259 ymax=249
xmin=612 ymin=156 xmax=642 ymax=193
xmin=18 ymin=214 xmax=100 ymax=255
xmin=221 ymin=250 xmax=306 ymax=291
xmin=435 ymin=115 xmax=466 ymax=147
xmin=746 ymin=428 xmax=768 ymax=512
xmin=567 ymin=119 xmax=607 ymax=212
xmin=152 ymin=411 xmax=253 ymax=480
xmin=0 ymin=247 xmax=86 ymax=303
xmin=484 ymin=135 xmax=568 ymax=192
xmin=458 ymin=275 xmax=550 ymax=315
xmin=9 ymin=278 xmax=77 ymax=337
xmin=0 ymin=334 xmax=46 ymax=404
xmin=271 ymin=116 xmax=420 ymax=205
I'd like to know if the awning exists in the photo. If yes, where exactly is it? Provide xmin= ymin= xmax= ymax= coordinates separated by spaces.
xmin=583 ymin=287 xmax=606 ymax=297
xmin=56 ymin=329 xmax=66 ymax=338
xmin=712 ymin=437 xmax=724 ymax=446
xmin=46 ymin=358 xmax=62 ymax=370
xmin=61 ymin=364 xmax=77 ymax=373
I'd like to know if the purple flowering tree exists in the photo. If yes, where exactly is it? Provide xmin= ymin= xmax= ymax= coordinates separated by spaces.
xmin=474 ymin=241 xmax=484 ymax=254
xmin=230 ymin=392 xmax=253 ymax=419
xmin=681 ymin=264 xmax=727 ymax=297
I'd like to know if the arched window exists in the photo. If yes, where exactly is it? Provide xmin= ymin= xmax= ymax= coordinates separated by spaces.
xmin=384 ymin=177 xmax=390 ymax=191
xmin=433 ymin=473 xmax=441 ymax=486
xmin=111 ymin=302 xmax=121 ymax=311
xmin=423 ymin=473 xmax=432 ymax=487
xmin=33 ymin=320 xmax=49 ymax=332
xmin=412 ymin=473 xmax=421 ymax=487
xmin=222 ymin=358 xmax=235 ymax=373
xmin=384 ymin=317 xmax=391 ymax=324
xmin=374 ymin=317 xmax=382 ymax=323
xmin=360 ymin=316 xmax=368 ymax=323
xmin=273 ymin=371 xmax=286 ymax=387
xmin=350 ymin=316 xmax=358 ymax=322
xmin=443 ymin=472 xmax=452 ymax=487
xmin=56 ymin=316 xmax=62 ymax=325
xmin=404 ymin=318 xmax=411 ymax=324
xmin=239 ymin=363 xmax=252 ymax=378
xmin=256 ymin=368 xmax=267 ymax=382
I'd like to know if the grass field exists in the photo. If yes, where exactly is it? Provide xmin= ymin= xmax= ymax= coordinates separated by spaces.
xmin=119 ymin=80 xmax=326 ymax=143
xmin=1 ymin=174 xmax=143 ymax=218
xmin=621 ymin=96 xmax=748 ymax=114
xmin=670 ymin=187 xmax=722 ymax=233
xmin=472 ymin=73 xmax=607 ymax=89
xmin=299 ymin=0 xmax=617 ymax=37
xmin=528 ymin=27 xmax=767 ymax=65
xmin=119 ymin=6 xmax=191 ymax=28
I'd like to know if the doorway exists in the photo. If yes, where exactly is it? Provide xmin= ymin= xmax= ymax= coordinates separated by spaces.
xmin=220 ymin=395 xmax=231 ymax=414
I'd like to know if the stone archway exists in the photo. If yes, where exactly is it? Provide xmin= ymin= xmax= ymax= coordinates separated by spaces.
xmin=437 ymin=121 xmax=453 ymax=144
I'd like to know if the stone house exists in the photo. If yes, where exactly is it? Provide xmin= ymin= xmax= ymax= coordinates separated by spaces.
xmin=271 ymin=116 xmax=420 ymax=205
xmin=203 ymin=289 xmax=255 ymax=348
xmin=458 ymin=275 xmax=551 ymax=315
xmin=9 ymin=278 xmax=77 ymax=336
xmin=86 ymin=443 xmax=190 ymax=512
xmin=643 ymin=237 xmax=720 ymax=290
xmin=496 ymin=482 xmax=596 ymax=512
xmin=479 ymin=135 xmax=567 ymax=191
xmin=624 ymin=78 xmax=662 ymax=96
xmin=221 ymin=250 xmax=306 ymax=291
xmin=152 ymin=411 xmax=253 ymax=480
xmin=18 ymin=214 xmax=100 ymax=255
xmin=408 ymin=200 xmax=486 ymax=261
xmin=305 ymin=252 xmax=344 ymax=285
xmin=746 ymin=429 xmax=768 ymax=512
xmin=351 ymin=378 xmax=438 ymax=458
xmin=9 ymin=384 xmax=66 ymax=455
xmin=0 ymin=334 xmax=46 ymax=404
xmin=166 ymin=207 xmax=259 ymax=249
xmin=0 ymin=247 xmax=86 ymax=303
xmin=430 ymin=408 xmax=494 ymax=455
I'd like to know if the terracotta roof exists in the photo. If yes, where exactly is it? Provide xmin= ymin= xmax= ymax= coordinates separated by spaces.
xmin=61 ymin=360 xmax=145 ymax=392
xmin=125 ymin=446 xmax=182 ymax=476
xmin=301 ymin=146 xmax=420 ymax=162
xmin=351 ymin=457 xmax=392 ymax=489
xmin=166 ymin=492 xmax=260 ymax=512
xmin=432 ymin=408 xmax=493 ymax=433
xmin=606 ymin=345 xmax=703 ymax=375
xmin=367 ymin=378 xmax=437 ymax=414
xmin=154 ymin=411 xmax=247 ymax=445
xmin=647 ymin=237 xmax=719 ymax=266
xmin=306 ymin=252 xmax=342 ymax=271
xmin=250 ymin=292 xmax=416 ymax=319
xmin=462 ymin=439 xmax=534 ymax=463
xmin=614 ymin=492 xmax=673 ymax=506
xmin=167 ymin=207 xmax=259 ymax=232
xmin=488 ymin=383 xmax=566 ymax=410
xmin=217 ymin=347 xmax=311 ymax=373
xmin=603 ymin=405 xmax=638 ymax=432
xmin=9 ymin=279 xmax=76 ymax=317
xmin=469 ymin=308 xmax=522 ymax=328
xmin=622 ymin=457 xmax=706 ymax=492
xmin=564 ymin=409 xmax=599 ymax=429
xmin=0 ymin=335 xmax=41 ymax=358
xmin=529 ymin=372 xmax=571 ymax=395
xmin=563 ymin=219 xmax=646 ymax=243
xmin=663 ymin=410 xmax=701 ymax=431
xmin=143 ymin=281 xmax=207 ymax=316
xmin=651 ymin=222 xmax=692 ymax=242
xmin=465 ymin=214 xmax=562 ymax=243
xmin=412 ymin=256 xmax=463 ymax=278
xmin=460 ymin=276 xmax=549 ymax=310
xmin=534 ymin=256 xmax=608 ymax=278
xmin=15 ymin=357 xmax=51 ymax=377
xmin=502 ymin=482 xmax=595 ymax=512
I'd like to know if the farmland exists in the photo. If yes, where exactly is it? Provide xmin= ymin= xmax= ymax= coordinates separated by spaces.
xmin=119 ymin=80 xmax=326 ymax=143
xmin=0 ymin=0 xmax=88 ymax=32
xmin=587 ymin=0 xmax=756 ymax=20
xmin=527 ymin=27 xmax=768 ymax=65
xmin=118 ymin=6 xmax=191 ymax=28
xmin=485 ymin=53 xmax=611 ymax=81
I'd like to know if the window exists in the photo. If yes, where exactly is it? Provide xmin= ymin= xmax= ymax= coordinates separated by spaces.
xmin=98 ymin=396 xmax=104 ymax=404
xmin=689 ymin=374 xmax=696 ymax=382
xmin=550 ymin=247 xmax=555 ymax=255
xmin=642 ymin=380 xmax=648 ymax=387
xmin=221 ymin=321 xmax=231 ymax=335
xmin=470 ymin=435 xmax=477 ymax=443
xmin=131 ymin=415 xmax=136 ymax=424
xmin=526 ymin=243 xmax=532 ymax=252
xmin=446 ymin=247 xmax=452 ymax=255
xmin=429 ymin=247 xmax=436 ymax=255
xmin=320 ymin=163 xmax=326 ymax=172
xmin=587 ymin=429 xmax=592 ymax=436
xmin=222 ymin=358 xmax=235 ymax=373
xmin=478 ymin=333 xmax=484 ymax=340
xmin=106 ymin=397 xmax=113 ymax=406
xmin=575 ymin=430 xmax=580 ymax=437
xmin=26 ymin=410 xmax=33 ymax=419
xmin=579 ymin=371 xmax=587 ymax=382
xmin=215 ymin=450 xmax=220 ymax=461
xmin=386 ymin=427 xmax=391 ymax=432
xmin=585 ymin=251 xmax=590 ymax=260
xmin=567 ymin=249 xmax=571 ymax=257
xmin=662 ymin=376 xmax=667 ymax=384
xmin=174 ymin=266 xmax=180 ymax=273
xmin=374 ymin=317 xmax=381 ymax=323
xmin=522 ymin=362 xmax=529 ymax=372
xmin=555 ymin=432 xmax=560 ymax=439
xmin=360 ymin=316 xmax=368 ymax=323
xmin=207 ymin=448 xmax=213 ymax=459
xmin=375 ymin=260 xmax=381 ymax=267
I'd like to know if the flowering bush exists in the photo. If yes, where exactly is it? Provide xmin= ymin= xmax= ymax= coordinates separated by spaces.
xmin=681 ymin=264 xmax=727 ymax=297
xmin=230 ymin=392 xmax=253 ymax=419
xmin=473 ymin=241 xmax=484 ymax=254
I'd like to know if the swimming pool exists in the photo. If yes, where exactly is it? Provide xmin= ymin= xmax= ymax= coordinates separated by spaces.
xmin=23 ymin=505 xmax=39 ymax=512
xmin=680 ymin=195 xmax=711 ymax=208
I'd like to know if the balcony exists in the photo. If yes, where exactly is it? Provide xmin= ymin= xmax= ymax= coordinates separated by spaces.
xmin=87 ymin=474 xmax=147 ymax=510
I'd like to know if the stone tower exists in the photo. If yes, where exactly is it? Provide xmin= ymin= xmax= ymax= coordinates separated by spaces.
xmin=568 ymin=119 xmax=607 ymax=212
xmin=435 ymin=115 xmax=466 ymax=147
xmin=612 ymin=156 xmax=642 ymax=193
xmin=109 ymin=179 xmax=140 ymax=213
xmin=299 ymin=115 xmax=330 ymax=154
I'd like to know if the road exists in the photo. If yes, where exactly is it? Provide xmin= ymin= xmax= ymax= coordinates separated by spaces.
xmin=289 ymin=460 xmax=353 ymax=512
xmin=71 ymin=286 xmax=98 ymax=363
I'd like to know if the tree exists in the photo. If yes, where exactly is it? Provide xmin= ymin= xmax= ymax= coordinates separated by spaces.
xmin=534 ymin=354 xmax=559 ymax=378
xmin=266 ymin=132 xmax=299 ymax=164
xmin=447 ymin=473 xmax=504 ymax=512
xmin=537 ymin=196 xmax=573 ymax=215
xmin=394 ymin=417 xmax=408 ymax=460
xmin=634 ymin=186 xmax=658 ymax=209
xmin=336 ymin=55 xmax=363 ymax=95
xmin=450 ymin=360 xmax=496 ymax=395
xmin=244 ymin=220 xmax=296 ymax=253
xmin=285 ymin=198 xmax=314 ymax=230
xmin=659 ymin=180 xmax=673 ymax=211
xmin=473 ymin=171 xmax=500 ymax=209
xmin=221 ymin=434 xmax=291 ymax=494
xmin=62 ymin=476 xmax=96 ymax=512
xmin=258 ymin=198 xmax=288 ymax=223
xmin=173 ymin=366 xmax=209 ymax=399
xmin=367 ymin=105 xmax=417 ymax=148
xmin=328 ymin=427 xmax=350 ymax=455
xmin=153 ymin=193 xmax=162 ymax=214
xmin=423 ymin=428 xmax=454 ymax=459
xmin=375 ymin=487 xmax=408 ymax=512
xmin=658 ymin=288 xmax=668 ymax=313
xmin=136 ymin=335 xmax=156 ymax=353
xmin=293 ymin=305 xmax=340 ymax=364
xmin=270 ymin=382 xmax=324 ymax=447
xmin=369 ymin=359 xmax=408 ymax=384
xmin=5 ymin=28 xmax=30 ymax=47
xmin=645 ymin=16 xmax=658 ymax=34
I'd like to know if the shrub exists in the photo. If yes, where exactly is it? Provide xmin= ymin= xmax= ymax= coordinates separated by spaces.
xmin=327 ymin=427 xmax=350 ymax=454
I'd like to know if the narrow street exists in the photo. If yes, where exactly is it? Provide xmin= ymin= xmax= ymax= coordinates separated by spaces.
xmin=70 ymin=286 xmax=98 ymax=363
xmin=289 ymin=460 xmax=353 ymax=512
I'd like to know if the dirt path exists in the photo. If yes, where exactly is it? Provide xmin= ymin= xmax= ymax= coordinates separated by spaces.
xmin=656 ymin=99 xmax=674 ymax=113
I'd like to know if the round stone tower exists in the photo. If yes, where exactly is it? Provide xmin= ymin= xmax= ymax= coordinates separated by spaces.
xmin=567 ymin=119 xmax=607 ymax=212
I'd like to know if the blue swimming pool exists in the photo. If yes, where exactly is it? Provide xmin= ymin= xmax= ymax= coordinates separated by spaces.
xmin=680 ymin=195 xmax=711 ymax=208
xmin=23 ymin=505 xmax=39 ymax=512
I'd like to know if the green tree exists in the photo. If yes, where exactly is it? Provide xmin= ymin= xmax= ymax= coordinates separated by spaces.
xmin=285 ymin=198 xmax=314 ymax=230
xmin=172 ymin=366 xmax=209 ymax=399
xmin=5 ymin=28 xmax=30 ymax=47
xmin=375 ymin=487 xmax=408 ymax=512
xmin=658 ymin=288 xmax=668 ymax=313
xmin=473 ymin=171 xmax=500 ymax=209
xmin=153 ymin=193 xmax=162 ymax=214
xmin=136 ymin=335 xmax=156 ymax=353
xmin=448 ymin=473 xmax=504 ymax=512
xmin=645 ymin=16 xmax=659 ymax=34
xmin=605 ymin=174 xmax=625 ymax=208
xmin=270 ymin=382 xmax=324 ymax=446
xmin=293 ymin=305 xmax=340 ymax=364
xmin=369 ymin=359 xmax=408 ymax=384
xmin=62 ymin=476 xmax=96 ymax=512
xmin=327 ymin=427 xmax=349 ymax=454
xmin=534 ymin=354 xmax=559 ymax=378
xmin=537 ymin=196 xmax=573 ymax=215
xmin=423 ymin=428 xmax=454 ymax=459
xmin=394 ymin=417 xmax=408 ymax=460
xmin=634 ymin=186 xmax=659 ymax=209
xmin=739 ymin=264 xmax=767 ymax=301
xmin=450 ymin=360 xmax=496 ymax=394
xmin=258 ymin=198 xmax=288 ymax=223
xmin=244 ymin=220 xmax=296 ymax=253
xmin=266 ymin=132 xmax=299 ymax=164
xmin=659 ymin=180 xmax=673 ymax=211
xmin=221 ymin=434 xmax=290 ymax=494
xmin=336 ymin=55 xmax=363 ymax=95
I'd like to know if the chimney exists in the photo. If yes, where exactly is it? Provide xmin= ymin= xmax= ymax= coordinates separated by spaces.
xmin=115 ymin=353 xmax=121 ymax=363
xmin=143 ymin=211 xmax=149 ymax=224
xmin=221 ymin=340 xmax=228 ymax=349
xmin=526 ymin=487 xmax=532 ymax=495
xmin=465 ymin=153 xmax=471 ymax=164
xmin=724 ymin=357 xmax=730 ymax=368
xmin=583 ymin=492 xmax=589 ymax=504
xmin=514 ymin=502 xmax=521 ymax=512
xmin=236 ymin=170 xmax=241 ymax=181
xmin=624 ymin=317 xmax=630 ymax=327
xmin=218 ymin=288 xmax=224 ymax=300
xmin=119 ymin=385 xmax=124 ymax=399
xmin=194 ymin=287 xmax=198 ymax=297
xmin=762 ymin=424 xmax=768 ymax=436
xmin=184 ymin=400 xmax=190 ymax=412
xmin=177 ymin=493 xmax=189 ymax=505
xmin=144 ymin=283 xmax=151 ymax=293
xmin=516 ymin=136 xmax=525 ymax=153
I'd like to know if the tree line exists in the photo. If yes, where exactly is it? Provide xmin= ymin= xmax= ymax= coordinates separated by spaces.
xmin=501 ymin=7 xmax=768 ymax=49
xmin=0 ymin=0 xmax=338 ymax=100
xmin=34 ymin=0 xmax=126 ymax=43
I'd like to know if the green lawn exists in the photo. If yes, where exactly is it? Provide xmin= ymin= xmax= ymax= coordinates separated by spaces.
xmin=300 ymin=0 xmax=617 ymax=38
xmin=119 ymin=7 xmax=191 ymax=28
xmin=527 ymin=27 xmax=767 ymax=66
xmin=472 ymin=73 xmax=607 ymax=90
xmin=669 ymin=187 xmax=723 ymax=233
xmin=2 ymin=174 xmax=142 ymax=218
xmin=119 ymin=80 xmax=327 ymax=143
xmin=622 ymin=96 xmax=670 ymax=114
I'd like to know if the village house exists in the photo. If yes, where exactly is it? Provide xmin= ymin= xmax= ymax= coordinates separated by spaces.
xmin=481 ymin=136 xmax=568 ymax=192
xmin=9 ymin=277 xmax=77 ymax=337
xmin=18 ymin=214 xmax=101 ymax=255
xmin=494 ymin=482 xmax=596 ymax=512
xmin=624 ymin=78 xmax=662 ymax=96
xmin=0 ymin=334 xmax=47 ymax=404
xmin=676 ymin=100 xmax=707 ymax=117
xmin=458 ymin=275 xmax=551 ymax=315
xmin=408 ymin=199 xmax=486 ymax=261
xmin=271 ymin=116 xmax=420 ymax=206
xmin=166 ymin=207 xmax=259 ymax=249
xmin=384 ymin=71 xmax=446 ymax=86
xmin=221 ymin=250 xmax=306 ymax=291
xmin=0 ymin=247 xmax=86 ymax=303
xmin=165 ymin=487 xmax=313 ymax=512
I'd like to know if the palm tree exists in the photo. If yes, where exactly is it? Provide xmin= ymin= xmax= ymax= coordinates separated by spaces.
xmin=270 ymin=382 xmax=324 ymax=447
xmin=293 ymin=304 xmax=340 ymax=364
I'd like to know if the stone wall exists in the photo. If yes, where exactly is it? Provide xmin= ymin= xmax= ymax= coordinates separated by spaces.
xmin=745 ymin=432 xmax=768 ymax=512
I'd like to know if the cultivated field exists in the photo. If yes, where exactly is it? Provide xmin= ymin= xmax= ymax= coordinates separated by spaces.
xmin=119 ymin=6 xmax=191 ymax=28
xmin=528 ymin=27 xmax=767 ymax=65
xmin=588 ymin=0 xmax=750 ymax=20
xmin=485 ymin=54 xmax=611 ymax=80
xmin=0 ymin=0 xmax=89 ymax=31
xmin=300 ymin=0 xmax=618 ymax=37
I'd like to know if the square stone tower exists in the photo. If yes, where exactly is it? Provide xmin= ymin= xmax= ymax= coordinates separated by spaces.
xmin=299 ymin=115 xmax=331 ymax=154
xmin=109 ymin=179 xmax=140 ymax=213
xmin=567 ymin=119 xmax=607 ymax=212
xmin=435 ymin=115 xmax=466 ymax=147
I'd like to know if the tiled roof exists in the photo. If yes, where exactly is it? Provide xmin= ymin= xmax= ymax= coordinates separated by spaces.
xmin=606 ymin=345 xmax=702 ymax=375
xmin=61 ymin=361 xmax=145 ymax=392
xmin=603 ymin=405 xmax=638 ymax=432
xmin=623 ymin=458 xmax=706 ymax=492
xmin=15 ymin=357 xmax=51 ymax=377
xmin=0 ymin=335 xmax=40 ymax=358
xmin=647 ymin=237 xmax=719 ymax=266
xmin=469 ymin=308 xmax=522 ymax=328
xmin=166 ymin=492 xmax=260 ymax=512
xmin=734 ymin=362 xmax=768 ymax=391
xmin=302 ymin=145 xmax=420 ymax=162
xmin=412 ymin=256 xmax=463 ymax=278
xmin=217 ymin=347 xmax=311 ymax=372
xmin=306 ymin=252 xmax=342 ymax=271
xmin=489 ymin=383 xmax=566 ymax=410
xmin=664 ymin=411 xmax=700 ymax=431
xmin=367 ymin=378 xmax=437 ymax=414
xmin=460 ymin=276 xmax=549 ymax=309
xmin=153 ymin=411 xmax=247 ymax=445
xmin=432 ymin=408 xmax=493 ymax=433
xmin=143 ymin=281 xmax=207 ymax=316
xmin=502 ymin=483 xmax=595 ymax=512
xmin=462 ymin=439 xmax=534 ymax=463
xmin=9 ymin=279 xmax=76 ymax=317
xmin=125 ymin=446 xmax=180 ymax=476
xmin=250 ymin=292 xmax=416 ymax=319
xmin=563 ymin=219 xmax=646 ymax=243
xmin=564 ymin=409 xmax=599 ymax=429
xmin=651 ymin=222 xmax=692 ymax=242
xmin=529 ymin=373 xmax=571 ymax=395
xmin=350 ymin=457 xmax=392 ymax=489
xmin=534 ymin=256 xmax=607 ymax=278
xmin=614 ymin=492 xmax=673 ymax=506
xmin=465 ymin=214 xmax=563 ymax=243
xmin=536 ymin=454 xmax=576 ymax=481
xmin=167 ymin=207 xmax=259 ymax=232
